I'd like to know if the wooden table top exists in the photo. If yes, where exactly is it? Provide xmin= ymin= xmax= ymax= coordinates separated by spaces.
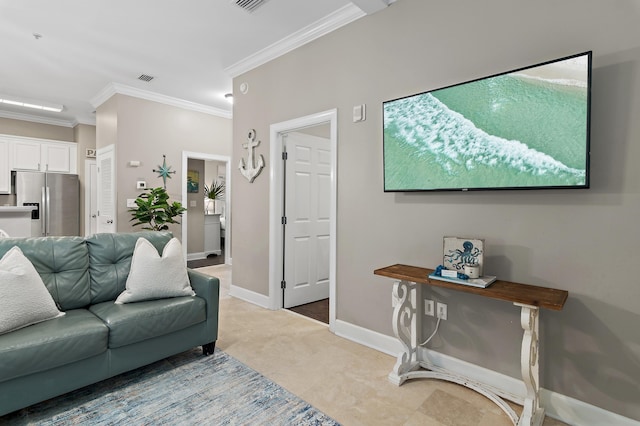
xmin=374 ymin=264 xmax=568 ymax=311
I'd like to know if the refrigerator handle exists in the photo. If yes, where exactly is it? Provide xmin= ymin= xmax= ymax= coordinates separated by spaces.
xmin=41 ymin=187 xmax=46 ymax=236
xmin=46 ymin=186 xmax=51 ymax=236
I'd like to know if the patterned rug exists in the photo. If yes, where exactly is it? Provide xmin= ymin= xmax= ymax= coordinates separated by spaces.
xmin=1 ymin=349 xmax=340 ymax=425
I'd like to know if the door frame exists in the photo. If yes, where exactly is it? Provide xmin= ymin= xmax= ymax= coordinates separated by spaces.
xmin=181 ymin=151 xmax=231 ymax=265
xmin=268 ymin=109 xmax=337 ymax=331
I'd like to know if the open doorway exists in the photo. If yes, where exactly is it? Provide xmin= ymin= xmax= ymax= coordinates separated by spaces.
xmin=181 ymin=151 xmax=231 ymax=266
xmin=268 ymin=109 xmax=337 ymax=331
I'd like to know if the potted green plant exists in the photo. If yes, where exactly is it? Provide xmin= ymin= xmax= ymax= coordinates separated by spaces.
xmin=203 ymin=180 xmax=225 ymax=214
xmin=129 ymin=186 xmax=186 ymax=231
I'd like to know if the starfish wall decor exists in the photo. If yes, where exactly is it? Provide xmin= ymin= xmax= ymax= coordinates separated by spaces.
xmin=153 ymin=154 xmax=176 ymax=189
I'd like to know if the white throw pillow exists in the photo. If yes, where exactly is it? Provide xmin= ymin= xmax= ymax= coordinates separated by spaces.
xmin=0 ymin=246 xmax=65 ymax=335
xmin=115 ymin=237 xmax=195 ymax=304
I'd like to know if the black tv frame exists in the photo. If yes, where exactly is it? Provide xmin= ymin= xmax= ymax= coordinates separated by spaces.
xmin=382 ymin=51 xmax=592 ymax=193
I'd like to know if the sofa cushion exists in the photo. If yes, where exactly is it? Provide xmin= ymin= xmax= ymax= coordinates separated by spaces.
xmin=0 ymin=236 xmax=90 ymax=310
xmin=115 ymin=238 xmax=195 ymax=304
xmin=0 ymin=246 xmax=65 ymax=335
xmin=0 ymin=309 xmax=108 ymax=383
xmin=85 ymin=231 xmax=172 ymax=304
xmin=89 ymin=296 xmax=206 ymax=348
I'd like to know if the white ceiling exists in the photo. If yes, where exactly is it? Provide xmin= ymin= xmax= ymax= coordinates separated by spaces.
xmin=0 ymin=0 xmax=390 ymax=127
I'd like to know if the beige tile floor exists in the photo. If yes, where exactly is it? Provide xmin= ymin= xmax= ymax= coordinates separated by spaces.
xmin=196 ymin=264 xmax=567 ymax=426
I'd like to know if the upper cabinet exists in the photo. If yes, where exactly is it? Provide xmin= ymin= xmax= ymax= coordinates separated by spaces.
xmin=0 ymin=135 xmax=78 ymax=194
xmin=11 ymin=138 xmax=77 ymax=173
xmin=10 ymin=139 xmax=41 ymax=171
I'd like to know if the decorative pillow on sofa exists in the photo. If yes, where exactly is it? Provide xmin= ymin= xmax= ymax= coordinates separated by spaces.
xmin=0 ymin=246 xmax=65 ymax=335
xmin=115 ymin=237 xmax=195 ymax=304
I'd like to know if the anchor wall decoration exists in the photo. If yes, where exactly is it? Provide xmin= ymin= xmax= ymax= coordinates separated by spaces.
xmin=239 ymin=129 xmax=265 ymax=183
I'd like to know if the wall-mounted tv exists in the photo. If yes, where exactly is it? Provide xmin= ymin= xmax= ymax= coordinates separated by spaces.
xmin=383 ymin=51 xmax=592 ymax=192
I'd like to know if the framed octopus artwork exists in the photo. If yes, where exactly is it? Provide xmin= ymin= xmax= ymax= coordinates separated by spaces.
xmin=442 ymin=237 xmax=484 ymax=276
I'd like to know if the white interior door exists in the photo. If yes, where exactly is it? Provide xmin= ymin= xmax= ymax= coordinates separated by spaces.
xmin=85 ymin=159 xmax=98 ymax=236
xmin=96 ymin=145 xmax=116 ymax=233
xmin=283 ymin=132 xmax=331 ymax=308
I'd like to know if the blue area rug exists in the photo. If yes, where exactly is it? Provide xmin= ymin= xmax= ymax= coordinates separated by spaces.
xmin=1 ymin=349 xmax=340 ymax=425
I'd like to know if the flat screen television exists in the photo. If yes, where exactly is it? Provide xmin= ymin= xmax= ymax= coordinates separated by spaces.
xmin=383 ymin=51 xmax=592 ymax=192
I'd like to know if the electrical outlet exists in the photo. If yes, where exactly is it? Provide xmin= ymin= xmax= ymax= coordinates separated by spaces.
xmin=436 ymin=302 xmax=448 ymax=320
xmin=424 ymin=299 xmax=435 ymax=316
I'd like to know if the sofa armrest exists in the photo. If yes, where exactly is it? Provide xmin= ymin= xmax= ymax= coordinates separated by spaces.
xmin=188 ymin=269 xmax=220 ymax=322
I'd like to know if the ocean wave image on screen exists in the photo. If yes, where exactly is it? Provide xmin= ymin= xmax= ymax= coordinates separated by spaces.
xmin=383 ymin=74 xmax=588 ymax=191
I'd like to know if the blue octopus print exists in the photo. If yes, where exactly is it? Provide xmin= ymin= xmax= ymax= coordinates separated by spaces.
xmin=444 ymin=240 xmax=482 ymax=271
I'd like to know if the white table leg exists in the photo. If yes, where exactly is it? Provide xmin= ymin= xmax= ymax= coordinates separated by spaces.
xmin=389 ymin=280 xmax=422 ymax=384
xmin=515 ymin=303 xmax=545 ymax=426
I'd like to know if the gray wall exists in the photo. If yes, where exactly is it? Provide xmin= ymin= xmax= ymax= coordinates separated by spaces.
xmin=0 ymin=117 xmax=74 ymax=141
xmin=187 ymin=158 xmax=205 ymax=254
xmin=231 ymin=0 xmax=640 ymax=420
xmin=96 ymin=94 xmax=232 ymax=240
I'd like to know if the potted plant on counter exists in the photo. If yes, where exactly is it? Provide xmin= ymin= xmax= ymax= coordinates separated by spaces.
xmin=129 ymin=186 xmax=186 ymax=231
xmin=204 ymin=180 xmax=225 ymax=214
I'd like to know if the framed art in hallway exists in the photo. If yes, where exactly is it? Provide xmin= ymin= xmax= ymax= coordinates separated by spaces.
xmin=187 ymin=170 xmax=199 ymax=193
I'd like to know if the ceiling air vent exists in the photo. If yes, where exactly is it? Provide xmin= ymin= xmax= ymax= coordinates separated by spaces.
xmin=234 ymin=0 xmax=270 ymax=13
xmin=137 ymin=74 xmax=155 ymax=82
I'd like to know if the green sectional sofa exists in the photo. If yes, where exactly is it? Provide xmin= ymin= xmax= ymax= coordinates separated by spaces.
xmin=0 ymin=231 xmax=219 ymax=416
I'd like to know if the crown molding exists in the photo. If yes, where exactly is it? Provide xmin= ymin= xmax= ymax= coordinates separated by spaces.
xmin=224 ymin=3 xmax=366 ymax=78
xmin=0 ymin=109 xmax=76 ymax=128
xmin=90 ymin=83 xmax=232 ymax=119
xmin=74 ymin=116 xmax=96 ymax=127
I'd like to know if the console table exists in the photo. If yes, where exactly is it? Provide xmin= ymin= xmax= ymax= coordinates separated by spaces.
xmin=374 ymin=264 xmax=568 ymax=426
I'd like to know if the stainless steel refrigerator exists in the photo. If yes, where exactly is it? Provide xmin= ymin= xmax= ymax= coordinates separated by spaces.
xmin=12 ymin=171 xmax=80 ymax=237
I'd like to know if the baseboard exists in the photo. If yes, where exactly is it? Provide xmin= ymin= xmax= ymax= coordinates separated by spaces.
xmin=333 ymin=319 xmax=639 ymax=426
xmin=229 ymin=284 xmax=270 ymax=309
xmin=187 ymin=252 xmax=206 ymax=261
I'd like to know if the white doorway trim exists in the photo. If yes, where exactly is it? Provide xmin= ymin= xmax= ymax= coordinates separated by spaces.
xmin=181 ymin=151 xmax=231 ymax=265
xmin=268 ymin=109 xmax=337 ymax=332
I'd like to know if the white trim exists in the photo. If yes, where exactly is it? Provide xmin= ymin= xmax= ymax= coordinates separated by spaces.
xmin=229 ymin=284 xmax=270 ymax=309
xmin=0 ymin=109 xmax=76 ymax=128
xmin=186 ymin=251 xmax=206 ymax=261
xmin=91 ymin=83 xmax=232 ymax=119
xmin=334 ymin=319 xmax=401 ymax=356
xmin=351 ymin=0 xmax=392 ymax=14
xmin=225 ymin=4 xmax=365 ymax=78
xmin=181 ymin=151 xmax=231 ymax=266
xmin=268 ymin=109 xmax=338 ymax=332
xmin=333 ymin=319 xmax=640 ymax=426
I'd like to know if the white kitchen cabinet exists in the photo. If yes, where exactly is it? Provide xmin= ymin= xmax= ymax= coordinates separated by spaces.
xmin=42 ymin=142 xmax=74 ymax=172
xmin=204 ymin=213 xmax=221 ymax=256
xmin=8 ymin=136 xmax=77 ymax=174
xmin=0 ymin=139 xmax=9 ymax=194
xmin=11 ymin=139 xmax=41 ymax=171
